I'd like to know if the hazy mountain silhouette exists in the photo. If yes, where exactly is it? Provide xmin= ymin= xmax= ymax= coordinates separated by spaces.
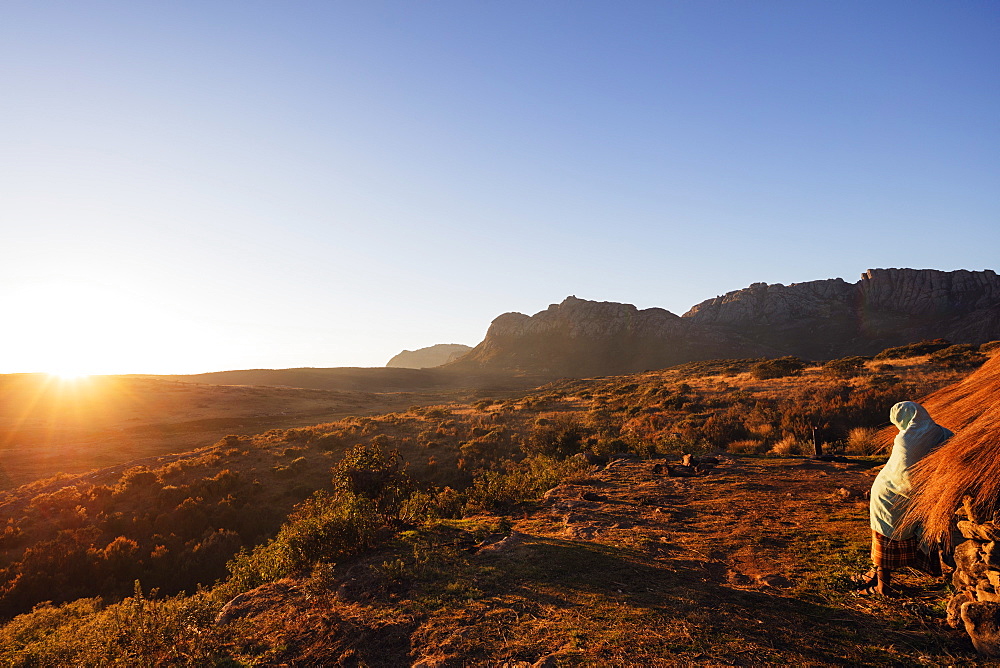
xmin=386 ymin=343 xmax=472 ymax=369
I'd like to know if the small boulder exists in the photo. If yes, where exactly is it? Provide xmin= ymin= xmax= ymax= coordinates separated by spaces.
xmin=756 ymin=573 xmax=795 ymax=588
xmin=962 ymin=601 xmax=1000 ymax=656
xmin=955 ymin=540 xmax=984 ymax=572
xmin=478 ymin=531 xmax=525 ymax=554
xmin=985 ymin=542 xmax=1000 ymax=568
xmin=977 ymin=581 xmax=1000 ymax=604
xmin=834 ymin=487 xmax=855 ymax=501
xmin=667 ymin=464 xmax=698 ymax=477
xmin=541 ymin=487 xmax=563 ymax=503
xmin=948 ymin=590 xmax=976 ymax=628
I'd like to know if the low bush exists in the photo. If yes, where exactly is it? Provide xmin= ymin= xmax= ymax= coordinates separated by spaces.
xmin=523 ymin=415 xmax=587 ymax=458
xmin=465 ymin=456 xmax=591 ymax=511
xmin=822 ymin=356 xmax=869 ymax=378
xmin=749 ymin=357 xmax=805 ymax=380
xmin=874 ymin=339 xmax=951 ymax=360
xmin=927 ymin=344 xmax=987 ymax=370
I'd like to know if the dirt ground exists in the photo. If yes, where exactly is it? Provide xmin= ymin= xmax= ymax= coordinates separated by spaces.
xmin=225 ymin=454 xmax=979 ymax=666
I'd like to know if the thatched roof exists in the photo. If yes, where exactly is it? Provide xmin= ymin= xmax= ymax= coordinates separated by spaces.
xmin=900 ymin=353 xmax=1000 ymax=542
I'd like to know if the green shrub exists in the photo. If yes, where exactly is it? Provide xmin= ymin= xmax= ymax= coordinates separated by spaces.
xmin=523 ymin=415 xmax=586 ymax=458
xmin=331 ymin=443 xmax=412 ymax=518
xmin=0 ymin=585 xmax=228 ymax=667
xmin=399 ymin=487 xmax=465 ymax=521
xmin=280 ymin=492 xmax=380 ymax=569
xmin=465 ymin=456 xmax=591 ymax=511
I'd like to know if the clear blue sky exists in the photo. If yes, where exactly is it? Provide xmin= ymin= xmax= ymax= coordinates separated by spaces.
xmin=2 ymin=1 xmax=998 ymax=374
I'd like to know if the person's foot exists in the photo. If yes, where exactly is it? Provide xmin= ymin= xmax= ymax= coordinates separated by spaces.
xmin=853 ymin=584 xmax=893 ymax=597
xmin=851 ymin=568 xmax=878 ymax=589
xmin=853 ymin=569 xmax=893 ymax=596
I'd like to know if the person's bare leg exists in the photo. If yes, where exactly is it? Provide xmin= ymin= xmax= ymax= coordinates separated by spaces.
xmin=876 ymin=568 xmax=892 ymax=596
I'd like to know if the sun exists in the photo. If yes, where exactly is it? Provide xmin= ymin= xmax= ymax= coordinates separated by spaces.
xmin=47 ymin=370 xmax=92 ymax=382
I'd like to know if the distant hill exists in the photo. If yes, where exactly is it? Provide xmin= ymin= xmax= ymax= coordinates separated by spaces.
xmin=141 ymin=366 xmax=538 ymax=393
xmin=386 ymin=343 xmax=472 ymax=369
xmin=449 ymin=268 xmax=1000 ymax=377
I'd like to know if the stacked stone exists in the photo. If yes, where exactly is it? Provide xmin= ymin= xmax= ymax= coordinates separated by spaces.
xmin=947 ymin=498 xmax=1000 ymax=656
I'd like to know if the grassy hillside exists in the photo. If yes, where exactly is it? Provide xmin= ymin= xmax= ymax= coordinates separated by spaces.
xmin=0 ymin=346 xmax=991 ymax=664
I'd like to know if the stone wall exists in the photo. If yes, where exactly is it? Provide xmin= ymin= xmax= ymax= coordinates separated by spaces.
xmin=947 ymin=498 xmax=1000 ymax=656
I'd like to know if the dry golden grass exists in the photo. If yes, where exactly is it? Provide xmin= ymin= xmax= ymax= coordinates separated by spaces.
xmin=0 ymin=351 xmax=990 ymax=664
xmin=769 ymin=435 xmax=805 ymax=455
xmin=845 ymin=427 xmax=881 ymax=455
xmin=727 ymin=439 xmax=766 ymax=454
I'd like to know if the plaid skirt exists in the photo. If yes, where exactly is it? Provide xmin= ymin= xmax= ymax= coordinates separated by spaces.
xmin=870 ymin=530 xmax=937 ymax=572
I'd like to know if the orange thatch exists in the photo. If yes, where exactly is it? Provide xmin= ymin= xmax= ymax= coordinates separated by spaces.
xmin=900 ymin=353 xmax=1000 ymax=542
xmin=876 ymin=354 xmax=1000 ymax=448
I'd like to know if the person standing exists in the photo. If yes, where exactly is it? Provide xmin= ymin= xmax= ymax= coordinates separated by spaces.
xmin=857 ymin=401 xmax=953 ymax=596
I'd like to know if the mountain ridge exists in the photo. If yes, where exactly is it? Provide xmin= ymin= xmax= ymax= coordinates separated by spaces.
xmin=450 ymin=268 xmax=1000 ymax=377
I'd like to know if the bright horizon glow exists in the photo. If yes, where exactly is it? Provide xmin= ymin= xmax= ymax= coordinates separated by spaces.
xmin=2 ymin=1 xmax=998 ymax=376
xmin=47 ymin=371 xmax=92 ymax=382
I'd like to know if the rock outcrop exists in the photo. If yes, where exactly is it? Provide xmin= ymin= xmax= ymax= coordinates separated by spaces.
xmin=386 ymin=343 xmax=472 ymax=369
xmin=947 ymin=509 xmax=1000 ymax=656
xmin=450 ymin=296 xmax=771 ymax=377
xmin=684 ymin=268 xmax=1000 ymax=359
xmin=452 ymin=269 xmax=1000 ymax=377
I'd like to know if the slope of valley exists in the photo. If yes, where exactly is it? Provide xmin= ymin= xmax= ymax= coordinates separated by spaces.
xmin=0 ymin=345 xmax=994 ymax=664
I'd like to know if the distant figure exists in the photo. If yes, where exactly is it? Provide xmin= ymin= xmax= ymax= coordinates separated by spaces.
xmin=856 ymin=401 xmax=953 ymax=596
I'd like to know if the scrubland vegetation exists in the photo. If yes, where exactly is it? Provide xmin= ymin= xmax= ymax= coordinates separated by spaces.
xmin=0 ymin=342 xmax=994 ymax=664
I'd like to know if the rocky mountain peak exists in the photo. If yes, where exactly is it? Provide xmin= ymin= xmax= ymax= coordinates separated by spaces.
xmin=452 ymin=268 xmax=1000 ymax=377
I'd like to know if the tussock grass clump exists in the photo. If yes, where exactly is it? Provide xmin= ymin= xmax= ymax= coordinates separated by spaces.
xmin=769 ymin=435 xmax=805 ymax=456
xmin=727 ymin=439 xmax=766 ymax=455
xmin=844 ymin=427 xmax=880 ymax=455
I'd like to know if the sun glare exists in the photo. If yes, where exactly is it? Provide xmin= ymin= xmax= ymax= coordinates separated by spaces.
xmin=5 ymin=278 xmax=215 ymax=376
xmin=48 ymin=370 xmax=92 ymax=382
